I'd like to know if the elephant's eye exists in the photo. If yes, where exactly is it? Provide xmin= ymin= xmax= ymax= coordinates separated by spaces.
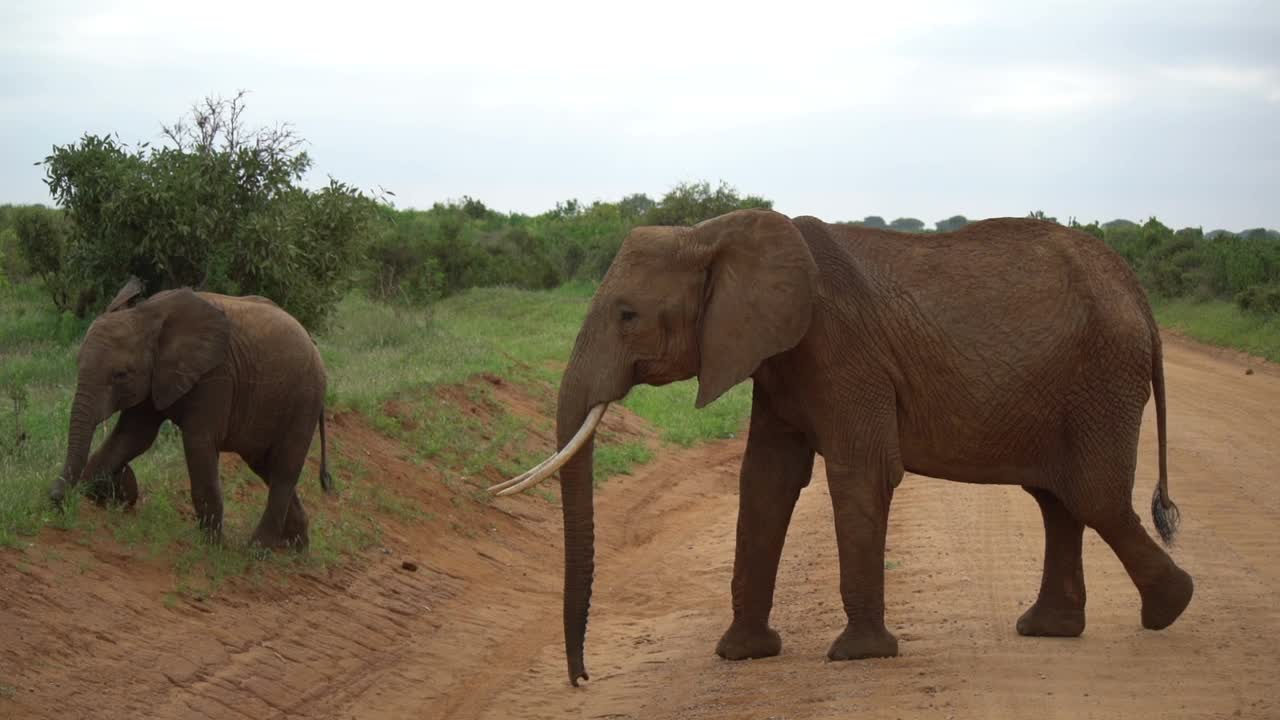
xmin=112 ymin=369 xmax=129 ymax=382
xmin=620 ymin=308 xmax=637 ymax=322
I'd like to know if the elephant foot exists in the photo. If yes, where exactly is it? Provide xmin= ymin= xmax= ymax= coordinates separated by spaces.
xmin=199 ymin=526 xmax=225 ymax=547
xmin=195 ymin=513 xmax=225 ymax=546
xmin=87 ymin=465 xmax=140 ymax=509
xmin=1141 ymin=565 xmax=1194 ymax=630
xmin=250 ymin=526 xmax=309 ymax=552
xmin=827 ymin=621 xmax=898 ymax=661
xmin=715 ymin=620 xmax=782 ymax=660
xmin=1016 ymin=602 xmax=1085 ymax=637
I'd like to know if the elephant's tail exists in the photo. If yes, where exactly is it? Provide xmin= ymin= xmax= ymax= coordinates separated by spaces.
xmin=319 ymin=408 xmax=335 ymax=494
xmin=1150 ymin=331 xmax=1180 ymax=546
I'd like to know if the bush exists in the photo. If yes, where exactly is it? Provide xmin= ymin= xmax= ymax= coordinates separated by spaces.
xmin=643 ymin=181 xmax=772 ymax=226
xmin=37 ymin=92 xmax=375 ymax=328
xmin=13 ymin=206 xmax=76 ymax=311
xmin=1068 ymin=219 xmax=1104 ymax=241
xmin=366 ymin=204 xmax=487 ymax=302
xmin=361 ymin=181 xmax=777 ymax=305
xmin=889 ymin=217 xmax=926 ymax=233
xmin=1236 ymin=284 xmax=1280 ymax=316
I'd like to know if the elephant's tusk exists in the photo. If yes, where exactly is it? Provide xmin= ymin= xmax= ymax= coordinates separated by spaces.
xmin=487 ymin=452 xmax=559 ymax=493
xmin=491 ymin=404 xmax=607 ymax=497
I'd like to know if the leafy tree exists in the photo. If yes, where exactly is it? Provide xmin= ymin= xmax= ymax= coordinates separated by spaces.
xmin=13 ymin=206 xmax=74 ymax=311
xmin=1068 ymin=218 xmax=1105 ymax=241
xmin=39 ymin=92 xmax=375 ymax=327
xmin=0 ymin=228 xmax=24 ymax=281
xmin=1103 ymin=219 xmax=1138 ymax=232
xmin=1143 ymin=220 xmax=1201 ymax=298
xmin=935 ymin=215 xmax=969 ymax=233
xmin=857 ymin=216 xmax=888 ymax=229
xmin=460 ymin=196 xmax=491 ymax=221
xmin=1236 ymin=284 xmax=1280 ymax=315
xmin=617 ymin=193 xmax=656 ymax=219
xmin=644 ymin=181 xmax=772 ymax=226
xmin=889 ymin=217 xmax=925 ymax=233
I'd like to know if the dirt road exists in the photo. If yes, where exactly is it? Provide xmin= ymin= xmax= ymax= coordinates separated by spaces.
xmin=3 ymin=333 xmax=1279 ymax=719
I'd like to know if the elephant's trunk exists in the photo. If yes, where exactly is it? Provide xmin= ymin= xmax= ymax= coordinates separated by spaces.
xmin=490 ymin=303 xmax=627 ymax=686
xmin=52 ymin=386 xmax=104 ymax=504
xmin=556 ymin=382 xmax=597 ymax=687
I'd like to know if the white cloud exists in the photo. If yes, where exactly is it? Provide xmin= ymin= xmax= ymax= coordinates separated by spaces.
xmin=1159 ymin=63 xmax=1280 ymax=103
xmin=964 ymin=66 xmax=1129 ymax=117
xmin=1 ymin=0 xmax=1277 ymax=228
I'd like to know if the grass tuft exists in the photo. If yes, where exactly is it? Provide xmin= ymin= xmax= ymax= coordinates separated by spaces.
xmin=1153 ymin=298 xmax=1280 ymax=362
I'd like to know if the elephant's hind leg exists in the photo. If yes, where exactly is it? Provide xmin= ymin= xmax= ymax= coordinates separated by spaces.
xmin=249 ymin=443 xmax=311 ymax=551
xmin=1017 ymin=487 xmax=1086 ymax=637
xmin=1091 ymin=508 xmax=1192 ymax=630
xmin=1057 ymin=465 xmax=1192 ymax=631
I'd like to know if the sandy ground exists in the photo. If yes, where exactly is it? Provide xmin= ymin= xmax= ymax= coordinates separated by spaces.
xmin=2 ymin=332 xmax=1278 ymax=720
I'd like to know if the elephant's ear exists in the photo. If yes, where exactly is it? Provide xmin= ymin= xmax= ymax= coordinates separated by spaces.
xmin=142 ymin=289 xmax=231 ymax=410
xmin=105 ymin=276 xmax=144 ymax=313
xmin=686 ymin=209 xmax=818 ymax=408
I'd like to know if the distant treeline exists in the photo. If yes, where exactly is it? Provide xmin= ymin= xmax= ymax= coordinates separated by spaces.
xmin=6 ymin=193 xmax=1278 ymax=325
xmin=2 ymin=93 xmax=1276 ymax=327
xmin=0 ymin=179 xmax=773 ymax=327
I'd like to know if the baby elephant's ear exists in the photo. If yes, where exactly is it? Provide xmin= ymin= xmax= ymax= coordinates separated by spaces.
xmin=141 ymin=289 xmax=231 ymax=410
xmin=105 ymin=276 xmax=144 ymax=313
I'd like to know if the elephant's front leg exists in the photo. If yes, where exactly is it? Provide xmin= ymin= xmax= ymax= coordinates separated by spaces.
xmin=182 ymin=435 xmax=224 ymax=543
xmin=716 ymin=396 xmax=815 ymax=661
xmin=79 ymin=406 xmax=163 ymax=508
xmin=825 ymin=453 xmax=901 ymax=661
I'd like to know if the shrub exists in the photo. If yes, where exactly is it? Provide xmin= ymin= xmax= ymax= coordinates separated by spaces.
xmin=643 ymin=180 xmax=772 ymax=226
xmin=13 ymin=206 xmax=75 ymax=311
xmin=37 ymin=92 xmax=375 ymax=328
xmin=890 ymin=217 xmax=926 ymax=233
xmin=1236 ymin=284 xmax=1280 ymax=316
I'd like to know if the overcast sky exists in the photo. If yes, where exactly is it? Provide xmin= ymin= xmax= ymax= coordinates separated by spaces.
xmin=2 ymin=0 xmax=1277 ymax=230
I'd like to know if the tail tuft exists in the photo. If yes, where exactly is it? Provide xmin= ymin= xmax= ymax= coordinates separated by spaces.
xmin=318 ymin=408 xmax=334 ymax=493
xmin=1151 ymin=485 xmax=1181 ymax=546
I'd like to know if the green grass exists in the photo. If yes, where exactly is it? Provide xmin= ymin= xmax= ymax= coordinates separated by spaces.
xmin=594 ymin=441 xmax=655 ymax=483
xmin=320 ymin=281 xmax=594 ymax=414
xmin=1153 ymin=298 xmax=1280 ymax=362
xmin=623 ymin=381 xmax=752 ymax=446
xmin=0 ymin=278 xmax=753 ymax=596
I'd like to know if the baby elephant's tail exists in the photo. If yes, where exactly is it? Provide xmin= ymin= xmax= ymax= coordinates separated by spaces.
xmin=319 ymin=408 xmax=335 ymax=494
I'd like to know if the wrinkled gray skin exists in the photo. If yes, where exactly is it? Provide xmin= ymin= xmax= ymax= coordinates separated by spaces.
xmin=547 ymin=208 xmax=1193 ymax=685
xmin=50 ymin=278 xmax=332 ymax=549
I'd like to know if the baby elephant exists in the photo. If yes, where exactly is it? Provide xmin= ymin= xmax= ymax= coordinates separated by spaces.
xmin=50 ymin=277 xmax=333 ymax=549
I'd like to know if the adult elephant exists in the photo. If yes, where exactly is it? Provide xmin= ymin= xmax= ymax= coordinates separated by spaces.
xmin=493 ymin=209 xmax=1194 ymax=686
xmin=49 ymin=277 xmax=333 ymax=549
